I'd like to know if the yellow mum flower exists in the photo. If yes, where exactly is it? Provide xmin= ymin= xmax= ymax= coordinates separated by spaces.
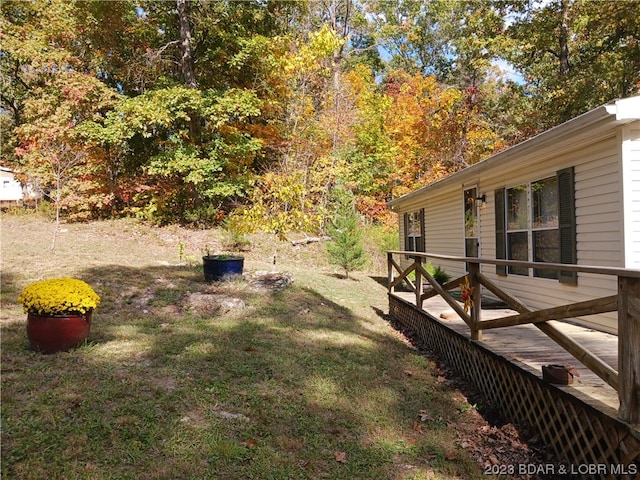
xmin=18 ymin=278 xmax=101 ymax=315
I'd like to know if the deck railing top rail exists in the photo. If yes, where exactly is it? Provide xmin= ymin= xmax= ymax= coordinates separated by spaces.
xmin=386 ymin=250 xmax=640 ymax=278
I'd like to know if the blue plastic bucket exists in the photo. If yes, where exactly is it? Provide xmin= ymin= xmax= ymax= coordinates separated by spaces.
xmin=202 ymin=255 xmax=244 ymax=281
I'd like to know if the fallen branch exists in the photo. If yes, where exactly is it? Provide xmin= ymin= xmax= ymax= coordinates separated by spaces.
xmin=290 ymin=236 xmax=331 ymax=246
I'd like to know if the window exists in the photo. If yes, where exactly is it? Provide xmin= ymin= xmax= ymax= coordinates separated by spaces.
xmin=495 ymin=168 xmax=575 ymax=283
xmin=464 ymin=187 xmax=478 ymax=258
xmin=532 ymin=177 xmax=559 ymax=278
xmin=506 ymin=185 xmax=528 ymax=275
xmin=404 ymin=210 xmax=424 ymax=253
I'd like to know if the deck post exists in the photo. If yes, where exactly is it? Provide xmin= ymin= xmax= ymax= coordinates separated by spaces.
xmin=618 ymin=275 xmax=640 ymax=424
xmin=468 ymin=261 xmax=482 ymax=341
xmin=387 ymin=252 xmax=394 ymax=293
xmin=415 ymin=256 xmax=424 ymax=309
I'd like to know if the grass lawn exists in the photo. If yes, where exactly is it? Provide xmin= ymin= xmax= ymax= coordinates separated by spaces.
xmin=1 ymin=215 xmax=493 ymax=479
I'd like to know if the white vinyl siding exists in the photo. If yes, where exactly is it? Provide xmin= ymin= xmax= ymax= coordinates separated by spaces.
xmin=395 ymin=191 xmax=466 ymax=280
xmin=622 ymin=124 xmax=640 ymax=268
xmin=425 ymin=191 xmax=466 ymax=280
xmin=575 ymin=137 xmax=623 ymax=268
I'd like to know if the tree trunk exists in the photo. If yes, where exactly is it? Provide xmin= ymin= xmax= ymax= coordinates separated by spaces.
xmin=176 ymin=0 xmax=197 ymax=89
xmin=176 ymin=0 xmax=201 ymax=144
xmin=558 ymin=0 xmax=571 ymax=76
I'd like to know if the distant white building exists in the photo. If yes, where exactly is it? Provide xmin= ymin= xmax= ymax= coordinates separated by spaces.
xmin=0 ymin=166 xmax=40 ymax=207
xmin=0 ymin=167 xmax=24 ymax=205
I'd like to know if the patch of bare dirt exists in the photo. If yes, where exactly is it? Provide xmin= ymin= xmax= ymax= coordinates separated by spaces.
xmin=246 ymin=271 xmax=294 ymax=291
xmin=185 ymin=292 xmax=245 ymax=315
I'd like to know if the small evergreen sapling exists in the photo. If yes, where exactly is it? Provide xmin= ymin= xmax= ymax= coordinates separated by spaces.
xmin=326 ymin=188 xmax=368 ymax=279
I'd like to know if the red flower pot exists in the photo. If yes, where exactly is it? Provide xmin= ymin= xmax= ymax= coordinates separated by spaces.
xmin=27 ymin=311 xmax=92 ymax=354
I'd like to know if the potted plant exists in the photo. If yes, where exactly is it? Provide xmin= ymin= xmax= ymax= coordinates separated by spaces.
xmin=202 ymin=253 xmax=244 ymax=282
xmin=18 ymin=277 xmax=101 ymax=353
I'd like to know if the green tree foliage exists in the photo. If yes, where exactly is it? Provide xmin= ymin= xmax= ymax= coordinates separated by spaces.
xmin=14 ymin=70 xmax=118 ymax=221
xmin=343 ymin=65 xmax=396 ymax=197
xmin=1 ymin=0 xmax=638 ymax=228
xmin=504 ymin=0 xmax=640 ymax=129
xmin=78 ymin=86 xmax=262 ymax=224
xmin=365 ymin=0 xmax=453 ymax=78
xmin=326 ymin=187 xmax=368 ymax=279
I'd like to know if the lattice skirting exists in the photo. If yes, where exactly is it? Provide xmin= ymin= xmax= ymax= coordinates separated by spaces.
xmin=389 ymin=294 xmax=640 ymax=479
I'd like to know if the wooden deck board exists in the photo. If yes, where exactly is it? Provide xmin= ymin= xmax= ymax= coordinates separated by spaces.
xmin=392 ymin=292 xmax=620 ymax=414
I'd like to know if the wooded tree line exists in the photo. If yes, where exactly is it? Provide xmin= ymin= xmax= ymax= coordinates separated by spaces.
xmin=2 ymin=0 xmax=638 ymax=232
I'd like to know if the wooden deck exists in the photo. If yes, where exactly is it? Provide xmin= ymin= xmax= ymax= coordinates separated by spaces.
xmin=391 ymin=291 xmax=620 ymax=415
xmin=387 ymin=251 xmax=640 ymax=471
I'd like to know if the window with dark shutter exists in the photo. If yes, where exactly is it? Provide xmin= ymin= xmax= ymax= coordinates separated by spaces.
xmin=495 ymin=188 xmax=507 ymax=275
xmin=404 ymin=210 xmax=424 ymax=257
xmin=557 ymin=167 xmax=577 ymax=285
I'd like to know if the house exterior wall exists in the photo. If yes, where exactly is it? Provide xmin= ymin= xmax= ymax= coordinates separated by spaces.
xmin=396 ymin=190 xmax=467 ymax=281
xmin=478 ymin=134 xmax=621 ymax=333
xmin=621 ymin=123 xmax=640 ymax=269
xmin=425 ymin=191 xmax=466 ymax=279
xmin=393 ymin=122 xmax=638 ymax=334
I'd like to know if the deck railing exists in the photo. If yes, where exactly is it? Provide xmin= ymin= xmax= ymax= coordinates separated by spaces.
xmin=387 ymin=251 xmax=640 ymax=424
